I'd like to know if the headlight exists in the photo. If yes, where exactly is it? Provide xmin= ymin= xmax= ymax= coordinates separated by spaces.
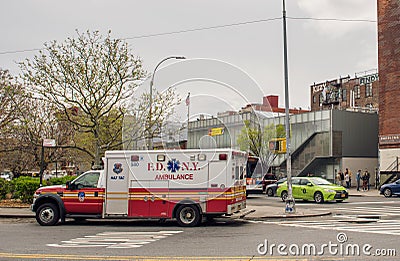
xmin=324 ymin=189 xmax=335 ymax=193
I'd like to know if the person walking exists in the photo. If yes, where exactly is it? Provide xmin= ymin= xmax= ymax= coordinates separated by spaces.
xmin=362 ymin=171 xmax=368 ymax=191
xmin=356 ymin=169 xmax=361 ymax=191
xmin=336 ymin=170 xmax=341 ymax=185
xmin=344 ymin=171 xmax=350 ymax=188
xmin=339 ymin=170 xmax=344 ymax=187
xmin=375 ymin=168 xmax=379 ymax=189
xmin=366 ymin=169 xmax=370 ymax=191
xmin=349 ymin=168 xmax=352 ymax=188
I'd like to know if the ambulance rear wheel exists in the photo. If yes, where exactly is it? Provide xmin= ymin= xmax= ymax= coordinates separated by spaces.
xmin=36 ymin=203 xmax=59 ymax=226
xmin=176 ymin=205 xmax=201 ymax=227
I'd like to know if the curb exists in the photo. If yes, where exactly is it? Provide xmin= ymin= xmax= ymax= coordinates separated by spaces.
xmin=0 ymin=214 xmax=34 ymax=218
xmin=243 ymin=211 xmax=332 ymax=220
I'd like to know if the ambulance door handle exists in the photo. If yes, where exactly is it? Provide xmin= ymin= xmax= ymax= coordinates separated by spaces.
xmin=144 ymin=196 xmax=148 ymax=202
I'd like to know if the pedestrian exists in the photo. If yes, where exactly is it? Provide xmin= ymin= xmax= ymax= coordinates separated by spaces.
xmin=344 ymin=171 xmax=350 ymax=188
xmin=339 ymin=170 xmax=344 ymax=187
xmin=362 ymin=171 xmax=368 ymax=191
xmin=366 ymin=169 xmax=370 ymax=191
xmin=349 ymin=169 xmax=352 ymax=188
xmin=335 ymin=170 xmax=341 ymax=185
xmin=375 ymin=168 xmax=379 ymax=189
xmin=356 ymin=169 xmax=361 ymax=191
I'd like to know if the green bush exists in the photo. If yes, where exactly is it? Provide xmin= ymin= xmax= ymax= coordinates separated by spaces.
xmin=4 ymin=175 xmax=77 ymax=203
xmin=46 ymin=175 xmax=76 ymax=186
xmin=0 ymin=179 xmax=9 ymax=199
xmin=10 ymin=177 xmax=43 ymax=204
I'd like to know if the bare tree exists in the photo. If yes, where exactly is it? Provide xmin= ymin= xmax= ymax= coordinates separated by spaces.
xmin=0 ymin=69 xmax=26 ymax=135
xmin=122 ymin=87 xmax=182 ymax=149
xmin=19 ymin=30 xmax=147 ymax=165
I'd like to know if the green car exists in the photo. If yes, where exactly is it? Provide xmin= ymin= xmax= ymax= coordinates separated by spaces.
xmin=277 ymin=177 xmax=348 ymax=203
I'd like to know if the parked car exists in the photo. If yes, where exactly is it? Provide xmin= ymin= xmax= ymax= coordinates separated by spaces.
xmin=0 ymin=171 xmax=13 ymax=181
xmin=277 ymin=177 xmax=348 ymax=203
xmin=380 ymin=179 xmax=400 ymax=197
xmin=265 ymin=178 xmax=287 ymax=197
xmin=262 ymin=173 xmax=277 ymax=192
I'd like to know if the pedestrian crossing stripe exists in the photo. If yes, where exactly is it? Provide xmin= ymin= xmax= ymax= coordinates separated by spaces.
xmin=47 ymin=231 xmax=183 ymax=249
xmin=315 ymin=205 xmax=400 ymax=216
xmin=248 ymin=219 xmax=400 ymax=236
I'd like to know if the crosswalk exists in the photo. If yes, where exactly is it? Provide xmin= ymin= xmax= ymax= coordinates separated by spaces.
xmin=315 ymin=203 xmax=400 ymax=217
xmin=249 ymin=218 xmax=400 ymax=236
xmin=47 ymin=231 xmax=183 ymax=249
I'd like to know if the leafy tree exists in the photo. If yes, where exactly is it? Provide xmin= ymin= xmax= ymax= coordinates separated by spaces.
xmin=19 ymin=30 xmax=147 ymax=165
xmin=237 ymin=120 xmax=285 ymax=172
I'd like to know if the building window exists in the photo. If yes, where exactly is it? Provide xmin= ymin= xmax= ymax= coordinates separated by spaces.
xmin=354 ymin=85 xmax=360 ymax=99
xmin=313 ymin=95 xmax=316 ymax=104
xmin=342 ymin=89 xmax=347 ymax=101
xmin=365 ymin=83 xmax=373 ymax=97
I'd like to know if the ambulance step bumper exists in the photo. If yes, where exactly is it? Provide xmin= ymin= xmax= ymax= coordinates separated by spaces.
xmin=224 ymin=209 xmax=256 ymax=219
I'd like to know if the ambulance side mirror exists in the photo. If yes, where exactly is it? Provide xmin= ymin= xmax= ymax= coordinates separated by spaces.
xmin=66 ymin=181 xmax=74 ymax=190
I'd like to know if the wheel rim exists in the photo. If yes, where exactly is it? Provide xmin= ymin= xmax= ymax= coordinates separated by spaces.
xmin=315 ymin=193 xmax=322 ymax=203
xmin=267 ymin=189 xmax=273 ymax=196
xmin=179 ymin=207 xmax=196 ymax=224
xmin=282 ymin=192 xmax=288 ymax=201
xmin=40 ymin=207 xmax=54 ymax=223
xmin=384 ymin=189 xmax=391 ymax=197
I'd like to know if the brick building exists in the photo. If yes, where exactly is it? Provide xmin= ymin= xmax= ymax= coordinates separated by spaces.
xmin=378 ymin=0 xmax=400 ymax=176
xmin=310 ymin=73 xmax=379 ymax=112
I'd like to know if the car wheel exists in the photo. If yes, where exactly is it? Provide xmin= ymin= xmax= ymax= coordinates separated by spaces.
xmin=36 ymin=203 xmax=60 ymax=226
xmin=176 ymin=205 xmax=201 ymax=227
xmin=266 ymin=188 xmax=274 ymax=197
xmin=383 ymin=188 xmax=392 ymax=198
xmin=281 ymin=191 xmax=288 ymax=202
xmin=314 ymin=192 xmax=324 ymax=204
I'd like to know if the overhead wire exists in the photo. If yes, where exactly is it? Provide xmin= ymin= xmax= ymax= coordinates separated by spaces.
xmin=0 ymin=16 xmax=377 ymax=56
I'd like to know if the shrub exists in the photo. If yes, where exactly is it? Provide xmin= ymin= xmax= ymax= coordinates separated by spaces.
xmin=46 ymin=175 xmax=76 ymax=186
xmin=10 ymin=177 xmax=43 ymax=204
xmin=0 ymin=179 xmax=9 ymax=199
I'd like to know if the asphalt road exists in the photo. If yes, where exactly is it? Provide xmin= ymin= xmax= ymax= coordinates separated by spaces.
xmin=0 ymin=193 xmax=399 ymax=260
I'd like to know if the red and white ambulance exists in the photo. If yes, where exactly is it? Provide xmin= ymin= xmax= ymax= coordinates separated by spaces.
xmin=31 ymin=149 xmax=249 ymax=226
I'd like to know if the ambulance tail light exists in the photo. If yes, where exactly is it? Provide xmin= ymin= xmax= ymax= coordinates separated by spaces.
xmin=219 ymin=153 xmax=227 ymax=160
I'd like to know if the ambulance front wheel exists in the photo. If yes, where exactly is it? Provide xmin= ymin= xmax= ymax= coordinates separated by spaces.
xmin=36 ymin=203 xmax=60 ymax=226
xmin=176 ymin=205 xmax=201 ymax=227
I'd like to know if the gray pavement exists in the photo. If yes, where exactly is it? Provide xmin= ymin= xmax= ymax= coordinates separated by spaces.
xmin=0 ymin=188 xmax=380 ymax=220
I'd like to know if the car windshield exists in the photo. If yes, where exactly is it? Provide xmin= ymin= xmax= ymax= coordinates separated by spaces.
xmin=311 ymin=178 xmax=332 ymax=185
xmin=277 ymin=178 xmax=287 ymax=184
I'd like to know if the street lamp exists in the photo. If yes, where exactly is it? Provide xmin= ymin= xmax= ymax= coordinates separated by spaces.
xmin=148 ymin=56 xmax=186 ymax=149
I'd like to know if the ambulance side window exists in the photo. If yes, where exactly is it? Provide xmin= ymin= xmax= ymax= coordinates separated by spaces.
xmin=235 ymin=166 xmax=240 ymax=180
xmin=73 ymin=172 xmax=100 ymax=189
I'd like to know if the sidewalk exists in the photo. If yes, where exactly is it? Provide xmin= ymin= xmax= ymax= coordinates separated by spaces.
xmin=347 ymin=187 xmax=380 ymax=197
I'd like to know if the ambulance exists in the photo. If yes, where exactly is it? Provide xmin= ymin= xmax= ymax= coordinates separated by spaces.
xmin=31 ymin=149 xmax=249 ymax=226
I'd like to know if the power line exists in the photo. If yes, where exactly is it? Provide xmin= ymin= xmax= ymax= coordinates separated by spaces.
xmin=0 ymin=16 xmax=377 ymax=56
xmin=288 ymin=17 xmax=377 ymax=23
xmin=121 ymin=17 xmax=281 ymax=41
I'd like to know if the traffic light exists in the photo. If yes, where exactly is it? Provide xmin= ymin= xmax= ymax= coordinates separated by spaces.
xmin=268 ymin=138 xmax=286 ymax=154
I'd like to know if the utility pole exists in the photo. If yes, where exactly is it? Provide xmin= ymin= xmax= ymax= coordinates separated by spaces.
xmin=282 ymin=0 xmax=295 ymax=213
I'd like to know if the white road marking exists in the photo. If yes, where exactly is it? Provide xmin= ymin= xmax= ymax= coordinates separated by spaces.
xmin=47 ymin=231 xmax=183 ymax=249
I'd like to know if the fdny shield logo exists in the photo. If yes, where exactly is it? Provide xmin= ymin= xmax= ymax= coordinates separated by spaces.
xmin=113 ymin=163 xmax=123 ymax=174
xmin=78 ymin=192 xmax=85 ymax=202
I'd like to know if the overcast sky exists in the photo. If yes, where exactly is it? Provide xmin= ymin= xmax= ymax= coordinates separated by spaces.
xmin=0 ymin=0 xmax=377 ymax=120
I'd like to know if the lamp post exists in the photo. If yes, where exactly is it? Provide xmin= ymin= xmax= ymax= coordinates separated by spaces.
xmin=282 ymin=0 xmax=295 ymax=213
xmin=148 ymin=56 xmax=186 ymax=149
